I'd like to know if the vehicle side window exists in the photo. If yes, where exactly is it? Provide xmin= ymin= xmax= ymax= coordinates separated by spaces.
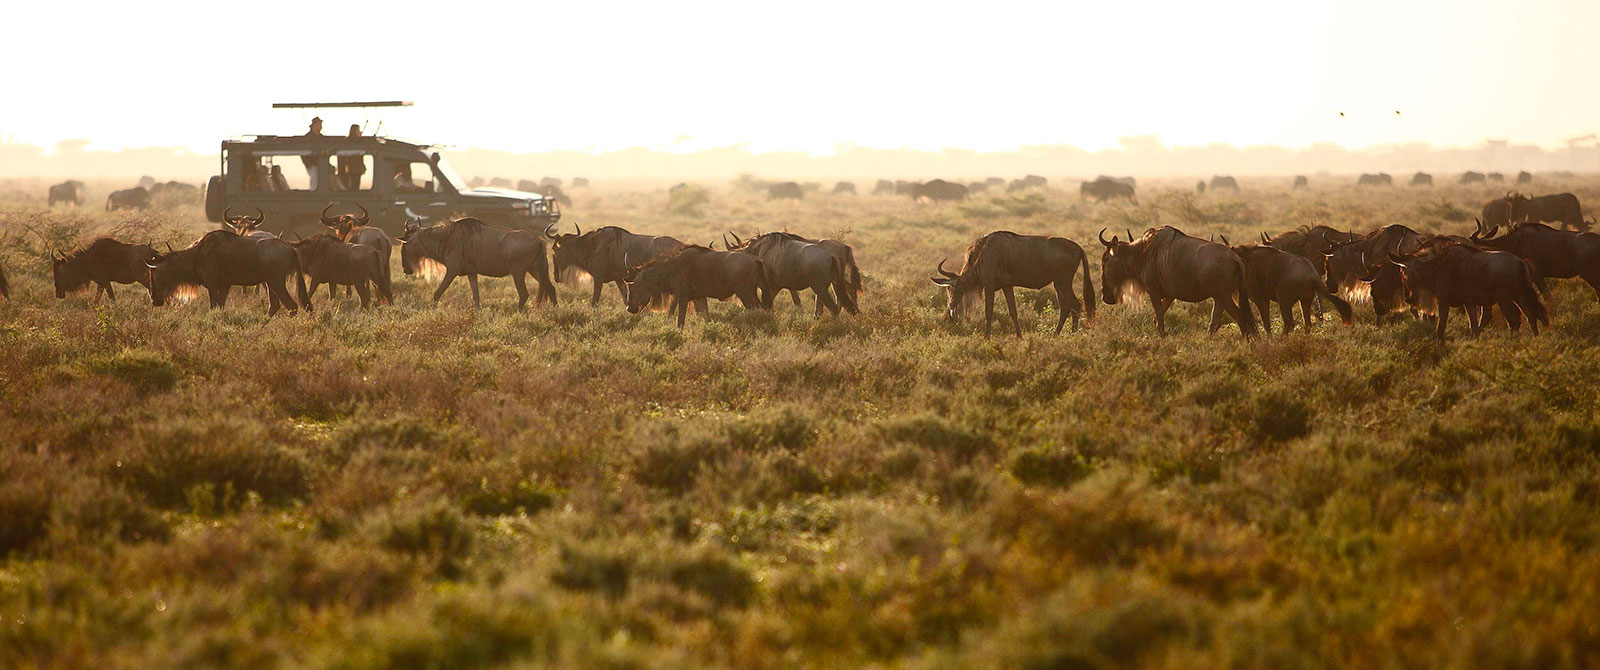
xmin=242 ymin=154 xmax=310 ymax=192
xmin=334 ymin=152 xmax=372 ymax=191
xmin=392 ymin=161 xmax=438 ymax=194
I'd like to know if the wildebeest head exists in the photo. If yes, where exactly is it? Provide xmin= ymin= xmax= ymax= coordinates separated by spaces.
xmin=548 ymin=222 xmax=597 ymax=281
xmin=928 ymin=258 xmax=971 ymax=320
xmin=224 ymin=205 xmax=266 ymax=236
xmin=51 ymin=250 xmax=85 ymax=298
xmin=1355 ymin=251 xmax=1409 ymax=317
xmin=143 ymin=251 xmax=180 ymax=306
xmin=622 ymin=248 xmax=685 ymax=314
xmin=396 ymin=217 xmax=432 ymax=275
xmin=319 ymin=203 xmax=370 ymax=239
xmin=1097 ymin=227 xmax=1144 ymax=305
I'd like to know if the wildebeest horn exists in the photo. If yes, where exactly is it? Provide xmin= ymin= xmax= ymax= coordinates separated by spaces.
xmin=320 ymin=203 xmax=338 ymax=226
xmin=223 ymin=206 xmax=241 ymax=225
xmin=723 ymin=233 xmax=732 ymax=248
xmin=249 ymin=205 xmax=264 ymax=225
xmin=543 ymin=221 xmax=559 ymax=239
xmin=165 ymin=242 xmax=174 ymax=253
xmin=937 ymin=258 xmax=958 ymax=280
xmin=623 ymin=252 xmax=631 ymax=270
xmin=1098 ymin=228 xmax=1113 ymax=247
xmin=1260 ymin=232 xmax=1271 ymax=245
xmin=1219 ymin=234 xmax=1230 ymax=246
xmin=573 ymin=222 xmax=582 ymax=236
xmin=1127 ymin=229 xmax=1134 ymax=243
xmin=145 ymin=258 xmax=159 ymax=269
xmin=1387 ymin=252 xmax=1407 ymax=267
xmin=730 ymin=231 xmax=742 ymax=246
xmin=354 ymin=203 xmax=369 ymax=226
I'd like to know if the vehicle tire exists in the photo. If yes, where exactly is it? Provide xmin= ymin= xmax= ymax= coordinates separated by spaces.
xmin=203 ymin=176 xmax=225 ymax=223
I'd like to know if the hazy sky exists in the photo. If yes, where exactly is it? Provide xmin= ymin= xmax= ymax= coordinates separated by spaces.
xmin=4 ymin=0 xmax=1596 ymax=155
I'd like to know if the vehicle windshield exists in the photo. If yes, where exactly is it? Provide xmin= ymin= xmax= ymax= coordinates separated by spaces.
xmin=431 ymin=155 xmax=468 ymax=191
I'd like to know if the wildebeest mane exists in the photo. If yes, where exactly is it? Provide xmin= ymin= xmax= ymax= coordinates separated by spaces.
xmin=959 ymin=231 xmax=1020 ymax=274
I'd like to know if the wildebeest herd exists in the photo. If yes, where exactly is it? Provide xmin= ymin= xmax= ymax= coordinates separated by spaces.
xmin=25 ymin=184 xmax=1597 ymax=341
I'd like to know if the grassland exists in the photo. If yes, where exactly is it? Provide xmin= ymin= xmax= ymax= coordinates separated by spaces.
xmin=2 ymin=176 xmax=1600 ymax=669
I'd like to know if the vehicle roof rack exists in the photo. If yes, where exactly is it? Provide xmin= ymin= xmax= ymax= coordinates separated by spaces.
xmin=272 ymin=101 xmax=413 ymax=109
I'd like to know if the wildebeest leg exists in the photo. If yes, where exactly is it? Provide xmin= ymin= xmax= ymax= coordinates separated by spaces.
xmin=1300 ymin=299 xmax=1313 ymax=333
xmin=511 ymin=273 xmax=530 ymax=310
xmin=356 ymin=282 xmax=372 ymax=309
xmin=1218 ymin=297 xmax=1252 ymax=339
xmin=105 ymin=283 xmax=118 ymax=303
xmin=267 ymin=288 xmax=280 ymax=315
xmin=1279 ymin=300 xmax=1297 ymax=335
xmin=983 ymin=289 xmax=996 ymax=337
xmin=431 ymin=271 xmax=459 ymax=304
xmin=305 ymin=282 xmax=320 ymax=302
xmin=1052 ymin=280 xmax=1077 ymax=334
xmin=676 ymin=297 xmax=689 ymax=328
xmin=1254 ymin=299 xmax=1272 ymax=335
xmin=1496 ymin=297 xmax=1524 ymax=335
xmin=1151 ymin=297 xmax=1172 ymax=336
xmin=790 ymin=289 xmax=802 ymax=308
xmin=1002 ymin=287 xmax=1021 ymax=337
xmin=590 ymin=280 xmax=604 ymax=307
xmin=467 ymin=274 xmax=481 ymax=307
xmin=1466 ymin=306 xmax=1482 ymax=334
xmin=270 ymin=279 xmax=298 ymax=315
xmin=817 ymin=285 xmax=840 ymax=317
xmin=1434 ymin=306 xmax=1449 ymax=342
xmin=1209 ymin=302 xmax=1226 ymax=334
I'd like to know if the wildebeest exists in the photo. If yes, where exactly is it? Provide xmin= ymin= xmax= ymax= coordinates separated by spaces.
xmin=49 ymin=180 xmax=84 ymax=206
xmin=158 ymin=181 xmax=200 ymax=202
xmin=138 ymin=176 xmax=156 ymax=189
xmin=1323 ymin=224 xmax=1424 ymax=296
xmin=1098 ymin=226 xmax=1256 ymax=338
xmin=895 ymin=180 xmax=920 ymax=196
xmin=930 ymin=231 xmax=1093 ymax=337
xmin=727 ymin=230 xmax=862 ymax=308
xmin=1079 ymin=177 xmax=1137 ymax=204
xmin=1228 ymin=240 xmax=1353 ymax=333
xmin=1357 ymin=173 xmax=1393 ymax=187
xmin=106 ymin=187 xmax=151 ymax=211
xmin=984 ymin=177 xmax=1005 ymax=188
xmin=290 ymin=234 xmax=391 ymax=308
xmin=1487 ymin=192 xmax=1591 ymax=232
xmin=967 ymin=182 xmax=989 ymax=194
xmin=540 ymin=177 xmax=562 ymax=189
xmin=320 ymin=203 xmax=395 ymax=305
xmin=469 ymin=176 xmax=487 ymax=188
xmin=736 ymin=232 xmax=857 ymax=316
xmin=623 ymin=245 xmax=766 ymax=327
xmin=571 ymin=177 xmax=590 ymax=188
xmin=1487 ymin=172 xmax=1505 ymax=183
xmin=398 ymin=217 xmax=558 ymax=309
xmin=1376 ymin=243 xmax=1547 ymax=341
xmin=1517 ymin=171 xmax=1533 ymax=185
xmin=489 ymin=177 xmax=513 ymax=188
xmin=1264 ymin=225 xmax=1361 ymax=275
xmin=872 ymin=180 xmax=896 ymax=195
xmin=832 ymin=182 xmax=857 ymax=195
xmin=53 ymin=238 xmax=158 ymax=302
xmin=224 ymin=206 xmax=272 ymax=238
xmin=1292 ymin=175 xmax=1308 ymax=189
xmin=144 ymin=230 xmax=306 ymax=315
xmin=517 ymin=179 xmax=540 ymax=193
xmin=549 ymin=223 xmax=683 ymax=306
xmin=1209 ymin=176 xmax=1239 ymax=192
xmin=1196 ymin=181 xmax=1206 ymax=194
xmin=1459 ymin=171 xmax=1487 ymax=185
xmin=1410 ymin=172 xmax=1433 ymax=187
xmin=536 ymin=184 xmax=572 ymax=207
xmin=768 ymin=182 xmax=804 ymax=200
xmin=912 ymin=179 xmax=968 ymax=203
xmin=1472 ymin=219 xmax=1600 ymax=299
xmin=1005 ymin=175 xmax=1048 ymax=193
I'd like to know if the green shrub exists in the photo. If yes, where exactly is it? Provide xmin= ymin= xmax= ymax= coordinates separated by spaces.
xmin=87 ymin=349 xmax=179 ymax=392
xmin=661 ymin=546 xmax=757 ymax=608
xmin=633 ymin=437 xmax=726 ymax=493
xmin=117 ymin=416 xmax=309 ymax=508
xmin=727 ymin=407 xmax=816 ymax=452
xmin=1250 ymin=388 xmax=1312 ymax=442
xmin=551 ymin=543 xmax=633 ymax=599
xmin=667 ymin=184 xmax=710 ymax=215
xmin=369 ymin=499 xmax=475 ymax=578
xmin=877 ymin=415 xmax=994 ymax=460
xmin=1010 ymin=445 xmax=1093 ymax=488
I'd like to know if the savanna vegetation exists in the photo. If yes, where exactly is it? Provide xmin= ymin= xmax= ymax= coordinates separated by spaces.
xmin=2 ymin=175 xmax=1599 ymax=669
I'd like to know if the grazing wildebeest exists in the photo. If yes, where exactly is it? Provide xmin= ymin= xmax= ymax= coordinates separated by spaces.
xmin=967 ymin=182 xmax=989 ymax=194
xmin=290 ymin=234 xmax=391 ymax=308
xmin=1459 ymin=171 xmax=1487 ymax=185
xmin=1375 ymin=244 xmax=1547 ymax=341
xmin=145 ymin=231 xmax=306 ymax=315
xmin=1357 ymin=173 xmax=1393 ymax=187
xmin=1410 ymin=172 xmax=1433 ymax=186
xmin=540 ymin=177 xmax=562 ymax=189
xmin=872 ymin=180 xmax=895 ymax=195
xmin=895 ymin=180 xmax=920 ymax=196
xmin=571 ymin=177 xmax=590 ymax=188
xmin=53 ymin=238 xmax=158 ymax=302
xmin=768 ymin=182 xmax=804 ymax=200
xmin=832 ymin=182 xmax=857 ymax=195
xmin=489 ymin=177 xmax=513 ymax=188
xmin=669 ymin=182 xmax=690 ymax=195
xmin=1487 ymin=172 xmax=1505 ymax=183
xmin=1472 ymin=219 xmax=1600 ymax=299
xmin=930 ymin=231 xmax=1093 ymax=337
xmin=1497 ymin=192 xmax=1591 ymax=232
xmin=106 ymin=187 xmax=151 ymax=211
xmin=1209 ymin=176 xmax=1239 ymax=192
xmin=1196 ymin=180 xmax=1206 ymax=194
xmin=517 ymin=179 xmax=540 ymax=193
xmin=984 ymin=177 xmax=1004 ymax=187
xmin=399 ymin=217 xmax=557 ymax=308
xmin=1228 ymin=241 xmax=1353 ymax=333
xmin=159 ymin=181 xmax=200 ymax=202
xmin=727 ymin=230 xmax=862 ymax=308
xmin=49 ymin=180 xmax=84 ymax=206
xmin=1098 ymin=226 xmax=1256 ymax=338
xmin=623 ymin=245 xmax=766 ymax=327
xmin=913 ymin=179 xmax=969 ymax=203
xmin=1323 ymin=224 xmax=1424 ymax=296
xmin=1079 ymin=177 xmax=1137 ymax=204
xmin=320 ymin=203 xmax=395 ymax=304
xmin=1517 ymin=171 xmax=1533 ymax=185
xmin=1292 ymin=175 xmax=1308 ymax=189
xmin=737 ymin=232 xmax=857 ymax=316
xmin=1005 ymin=175 xmax=1048 ymax=193
xmin=550 ymin=223 xmax=683 ymax=307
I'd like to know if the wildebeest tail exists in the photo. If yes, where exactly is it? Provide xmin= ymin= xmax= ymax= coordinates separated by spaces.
xmin=830 ymin=256 xmax=859 ymax=314
xmin=292 ymin=254 xmax=310 ymax=311
xmin=373 ymin=254 xmax=395 ymax=306
xmin=1234 ymin=258 xmax=1258 ymax=336
xmin=1517 ymin=260 xmax=1550 ymax=327
xmin=1078 ymin=249 xmax=1095 ymax=321
xmin=1317 ymin=284 xmax=1354 ymax=325
xmin=535 ymin=247 xmax=558 ymax=306
xmin=105 ymin=195 xmax=113 ymax=212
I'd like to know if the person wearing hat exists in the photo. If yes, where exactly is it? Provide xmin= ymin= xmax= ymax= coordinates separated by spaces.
xmin=302 ymin=117 xmax=328 ymax=190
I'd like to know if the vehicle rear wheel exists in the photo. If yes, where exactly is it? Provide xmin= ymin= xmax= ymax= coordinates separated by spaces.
xmin=203 ymin=176 xmax=225 ymax=223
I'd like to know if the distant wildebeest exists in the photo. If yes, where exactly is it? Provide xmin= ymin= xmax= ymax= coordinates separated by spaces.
xmin=872 ymin=180 xmax=895 ymax=195
xmin=895 ymin=180 xmax=919 ymax=196
xmin=1196 ymin=180 xmax=1206 ymax=194
xmin=1517 ymin=171 xmax=1533 ymax=185
xmin=1079 ymin=177 xmax=1137 ymax=204
xmin=623 ymin=245 xmax=766 ymax=327
xmin=49 ymin=180 xmax=84 ymax=206
xmin=726 ymin=230 xmax=862 ymax=308
xmin=1472 ymin=219 xmax=1600 ymax=299
xmin=320 ymin=203 xmax=395 ymax=304
xmin=468 ymin=176 xmax=486 ymax=188
xmin=1323 ymin=224 xmax=1424 ymax=297
xmin=1292 ymin=175 xmax=1308 ymax=189
xmin=1209 ymin=176 xmax=1239 ymax=192
xmin=1098 ymin=226 xmax=1256 ymax=338
xmin=53 ymin=238 xmax=158 ymax=302
xmin=1227 ymin=237 xmax=1353 ymax=333
xmin=967 ymin=182 xmax=989 ymax=194
xmin=145 ymin=230 xmax=306 ymax=315
xmin=1485 ymin=192 xmax=1591 ymax=232
xmin=912 ymin=179 xmax=968 ymax=203
xmin=984 ymin=177 xmax=1005 ymax=187
xmin=768 ymin=182 xmax=804 ymax=200
xmin=1264 ymin=225 xmax=1361 ymax=276
xmin=669 ymin=182 xmax=691 ymax=195
xmin=571 ymin=177 xmax=590 ymax=188
xmin=158 ymin=181 xmax=200 ymax=202
xmin=540 ymin=177 xmax=562 ymax=188
xmin=489 ymin=177 xmax=513 ymax=188
xmin=290 ymin=234 xmax=392 ymax=308
xmin=224 ymin=205 xmax=272 ymax=238
xmin=106 ymin=187 xmax=151 ymax=211
xmin=399 ymin=217 xmax=558 ymax=309
xmin=1410 ymin=172 xmax=1433 ymax=187
xmin=1487 ymin=173 xmax=1505 ymax=183
xmin=137 ymin=176 xmax=156 ymax=189
xmin=1375 ymin=243 xmax=1547 ymax=341
xmin=517 ymin=179 xmax=540 ymax=193
xmin=832 ymin=182 xmax=856 ymax=195
xmin=1005 ymin=175 xmax=1048 ymax=193
xmin=1101 ymin=175 xmax=1136 ymax=189
xmin=736 ymin=232 xmax=857 ymax=316
xmin=1459 ymin=171 xmax=1487 ymax=185
xmin=930 ymin=231 xmax=1093 ymax=337
xmin=536 ymin=184 xmax=572 ymax=207
xmin=1357 ymin=173 xmax=1393 ymax=187
xmin=550 ymin=223 xmax=684 ymax=307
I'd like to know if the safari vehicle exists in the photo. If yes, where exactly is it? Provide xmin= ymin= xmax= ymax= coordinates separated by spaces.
xmin=204 ymin=101 xmax=559 ymax=235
